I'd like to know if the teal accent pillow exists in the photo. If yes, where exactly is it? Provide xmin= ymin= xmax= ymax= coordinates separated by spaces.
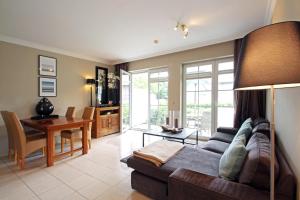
xmin=219 ymin=134 xmax=247 ymax=180
xmin=234 ymin=118 xmax=253 ymax=142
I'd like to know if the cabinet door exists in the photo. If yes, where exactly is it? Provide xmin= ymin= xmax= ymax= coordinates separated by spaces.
xmin=110 ymin=114 xmax=120 ymax=132
xmin=100 ymin=116 xmax=109 ymax=128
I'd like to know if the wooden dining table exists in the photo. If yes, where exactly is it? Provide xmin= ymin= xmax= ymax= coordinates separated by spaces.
xmin=21 ymin=117 xmax=93 ymax=167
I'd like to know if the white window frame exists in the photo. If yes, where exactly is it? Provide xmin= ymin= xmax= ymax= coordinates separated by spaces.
xmin=182 ymin=57 xmax=234 ymax=139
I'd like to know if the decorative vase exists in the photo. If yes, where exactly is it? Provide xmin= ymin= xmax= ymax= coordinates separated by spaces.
xmin=108 ymin=88 xmax=117 ymax=105
xmin=35 ymin=98 xmax=54 ymax=116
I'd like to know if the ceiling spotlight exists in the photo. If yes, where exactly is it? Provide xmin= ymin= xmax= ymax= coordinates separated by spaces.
xmin=174 ymin=22 xmax=180 ymax=31
xmin=183 ymin=32 xmax=188 ymax=39
xmin=174 ymin=22 xmax=189 ymax=39
xmin=153 ymin=39 xmax=159 ymax=44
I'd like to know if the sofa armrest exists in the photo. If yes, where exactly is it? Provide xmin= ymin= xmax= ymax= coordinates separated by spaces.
xmin=168 ymin=168 xmax=269 ymax=200
xmin=216 ymin=127 xmax=238 ymax=135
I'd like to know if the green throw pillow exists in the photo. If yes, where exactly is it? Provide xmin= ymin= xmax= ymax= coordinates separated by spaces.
xmin=219 ymin=134 xmax=247 ymax=180
xmin=233 ymin=118 xmax=253 ymax=143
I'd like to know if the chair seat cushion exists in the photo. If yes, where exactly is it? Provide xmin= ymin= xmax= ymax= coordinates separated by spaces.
xmin=203 ymin=140 xmax=230 ymax=154
xmin=127 ymin=146 xmax=221 ymax=183
xmin=209 ymin=132 xmax=235 ymax=143
xmin=26 ymin=138 xmax=46 ymax=155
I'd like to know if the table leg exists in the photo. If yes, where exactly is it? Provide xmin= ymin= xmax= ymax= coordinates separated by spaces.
xmin=182 ymin=139 xmax=184 ymax=144
xmin=196 ymin=130 xmax=199 ymax=145
xmin=47 ymin=130 xmax=54 ymax=167
xmin=81 ymin=122 xmax=88 ymax=154
xmin=142 ymin=133 xmax=145 ymax=147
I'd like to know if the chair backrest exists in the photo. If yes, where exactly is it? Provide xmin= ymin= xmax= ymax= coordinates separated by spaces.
xmin=6 ymin=112 xmax=26 ymax=158
xmin=82 ymin=107 xmax=95 ymax=133
xmin=65 ymin=106 xmax=75 ymax=118
xmin=0 ymin=111 xmax=14 ymax=151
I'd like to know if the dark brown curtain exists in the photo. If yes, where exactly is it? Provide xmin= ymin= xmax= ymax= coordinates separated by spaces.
xmin=114 ymin=63 xmax=129 ymax=105
xmin=115 ymin=62 xmax=129 ymax=76
xmin=233 ymin=39 xmax=266 ymax=128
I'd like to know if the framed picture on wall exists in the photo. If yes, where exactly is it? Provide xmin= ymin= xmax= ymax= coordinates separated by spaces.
xmin=39 ymin=77 xmax=57 ymax=97
xmin=39 ymin=55 xmax=57 ymax=76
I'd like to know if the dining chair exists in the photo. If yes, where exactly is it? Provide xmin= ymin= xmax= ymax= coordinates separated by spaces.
xmin=61 ymin=107 xmax=94 ymax=155
xmin=65 ymin=106 xmax=76 ymax=118
xmin=59 ymin=106 xmax=76 ymax=152
xmin=1 ymin=111 xmax=15 ymax=160
xmin=6 ymin=112 xmax=47 ymax=169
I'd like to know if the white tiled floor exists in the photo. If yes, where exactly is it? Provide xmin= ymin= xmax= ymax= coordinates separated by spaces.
xmin=0 ymin=130 xmax=155 ymax=200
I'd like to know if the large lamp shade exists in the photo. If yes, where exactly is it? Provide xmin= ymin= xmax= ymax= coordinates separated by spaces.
xmin=234 ymin=21 xmax=300 ymax=90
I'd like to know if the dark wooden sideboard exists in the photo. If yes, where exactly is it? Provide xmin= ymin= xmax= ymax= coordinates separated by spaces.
xmin=92 ymin=106 xmax=120 ymax=138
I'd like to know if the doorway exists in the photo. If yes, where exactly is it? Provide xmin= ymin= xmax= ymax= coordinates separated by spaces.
xmin=120 ymin=68 xmax=169 ymax=131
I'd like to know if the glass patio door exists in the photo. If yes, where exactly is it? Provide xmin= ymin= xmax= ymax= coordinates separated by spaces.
xmin=120 ymin=70 xmax=131 ymax=132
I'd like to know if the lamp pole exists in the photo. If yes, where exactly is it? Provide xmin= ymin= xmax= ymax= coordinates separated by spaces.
xmin=270 ymin=85 xmax=275 ymax=200
xmin=90 ymin=84 xmax=93 ymax=107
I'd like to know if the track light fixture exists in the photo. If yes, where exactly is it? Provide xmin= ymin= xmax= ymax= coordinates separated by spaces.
xmin=174 ymin=22 xmax=189 ymax=39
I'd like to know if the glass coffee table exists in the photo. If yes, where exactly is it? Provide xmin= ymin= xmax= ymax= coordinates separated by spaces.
xmin=142 ymin=128 xmax=198 ymax=147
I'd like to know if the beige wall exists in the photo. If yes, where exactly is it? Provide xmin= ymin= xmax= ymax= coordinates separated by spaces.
xmin=129 ymin=41 xmax=234 ymax=124
xmin=0 ymin=41 xmax=110 ymax=156
xmin=270 ymin=0 xmax=300 ymax=199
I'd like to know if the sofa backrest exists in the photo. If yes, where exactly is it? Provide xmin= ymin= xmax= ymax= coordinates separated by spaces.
xmin=238 ymin=132 xmax=279 ymax=190
xmin=252 ymin=118 xmax=270 ymax=138
xmin=240 ymin=119 xmax=296 ymax=199
xmin=275 ymin=148 xmax=297 ymax=199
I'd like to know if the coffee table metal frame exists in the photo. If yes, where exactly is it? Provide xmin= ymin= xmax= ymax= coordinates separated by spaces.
xmin=142 ymin=128 xmax=198 ymax=147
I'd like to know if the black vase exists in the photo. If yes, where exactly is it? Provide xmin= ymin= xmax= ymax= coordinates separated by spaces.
xmin=35 ymin=98 xmax=54 ymax=116
xmin=108 ymin=88 xmax=117 ymax=105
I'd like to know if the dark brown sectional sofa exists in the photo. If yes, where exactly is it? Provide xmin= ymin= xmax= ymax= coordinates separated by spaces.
xmin=126 ymin=119 xmax=296 ymax=200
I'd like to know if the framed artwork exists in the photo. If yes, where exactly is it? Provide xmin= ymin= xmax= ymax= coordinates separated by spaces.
xmin=39 ymin=55 xmax=57 ymax=76
xmin=95 ymin=66 xmax=108 ymax=106
xmin=39 ymin=77 xmax=57 ymax=97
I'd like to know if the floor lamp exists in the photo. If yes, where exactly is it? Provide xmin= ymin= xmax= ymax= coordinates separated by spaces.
xmin=86 ymin=78 xmax=95 ymax=107
xmin=234 ymin=21 xmax=300 ymax=200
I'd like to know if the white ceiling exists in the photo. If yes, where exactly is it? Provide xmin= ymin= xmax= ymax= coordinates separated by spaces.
xmin=0 ymin=0 xmax=274 ymax=64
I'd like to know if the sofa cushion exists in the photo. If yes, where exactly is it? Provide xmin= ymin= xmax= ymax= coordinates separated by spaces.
xmin=233 ymin=118 xmax=253 ymax=142
xmin=252 ymin=122 xmax=270 ymax=138
xmin=203 ymin=140 xmax=230 ymax=154
xmin=219 ymin=134 xmax=247 ymax=180
xmin=238 ymin=132 xmax=279 ymax=190
xmin=127 ymin=146 xmax=221 ymax=183
xmin=209 ymin=132 xmax=235 ymax=143
xmin=252 ymin=118 xmax=269 ymax=127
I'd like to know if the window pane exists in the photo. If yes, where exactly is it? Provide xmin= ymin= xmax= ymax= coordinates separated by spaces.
xmin=218 ymin=91 xmax=234 ymax=127
xmin=150 ymin=72 xmax=158 ymax=78
xmin=186 ymin=66 xmax=198 ymax=74
xmin=150 ymin=106 xmax=167 ymax=128
xmin=159 ymin=106 xmax=168 ymax=124
xmin=150 ymin=82 xmax=159 ymax=105
xmin=186 ymin=91 xmax=198 ymax=105
xmin=159 ymin=71 xmax=168 ymax=78
xmin=158 ymin=82 xmax=168 ymax=105
xmin=218 ymin=61 xmax=233 ymax=71
xmin=198 ymin=64 xmax=212 ymax=73
xmin=132 ymin=72 xmax=149 ymax=129
xmin=199 ymin=78 xmax=211 ymax=91
xmin=198 ymin=91 xmax=211 ymax=107
xmin=150 ymin=106 xmax=159 ymax=125
xmin=218 ymin=73 xmax=233 ymax=90
xmin=186 ymin=79 xmax=198 ymax=92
